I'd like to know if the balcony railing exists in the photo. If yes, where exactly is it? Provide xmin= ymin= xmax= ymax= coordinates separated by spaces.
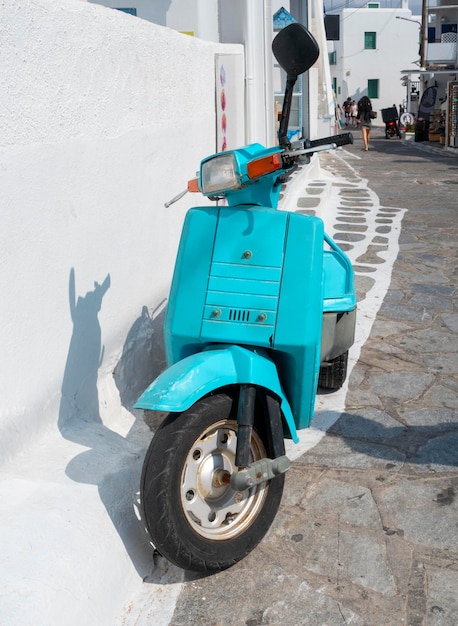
xmin=426 ymin=41 xmax=457 ymax=65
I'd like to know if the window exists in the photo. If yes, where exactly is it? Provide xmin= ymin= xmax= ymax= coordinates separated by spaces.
xmin=364 ymin=32 xmax=376 ymax=49
xmin=328 ymin=51 xmax=337 ymax=65
xmin=324 ymin=15 xmax=340 ymax=40
xmin=367 ymin=79 xmax=379 ymax=99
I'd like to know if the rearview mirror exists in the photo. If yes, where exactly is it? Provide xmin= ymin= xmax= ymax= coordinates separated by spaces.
xmin=272 ymin=23 xmax=319 ymax=78
xmin=273 ymin=24 xmax=320 ymax=147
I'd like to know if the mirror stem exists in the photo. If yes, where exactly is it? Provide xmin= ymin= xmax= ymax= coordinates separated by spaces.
xmin=278 ymin=75 xmax=297 ymax=148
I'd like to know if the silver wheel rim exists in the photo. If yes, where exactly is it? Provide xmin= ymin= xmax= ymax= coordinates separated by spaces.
xmin=180 ymin=419 xmax=268 ymax=540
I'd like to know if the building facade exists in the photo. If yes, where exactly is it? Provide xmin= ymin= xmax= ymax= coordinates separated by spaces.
xmin=416 ymin=0 xmax=458 ymax=149
xmin=326 ymin=2 xmax=421 ymax=114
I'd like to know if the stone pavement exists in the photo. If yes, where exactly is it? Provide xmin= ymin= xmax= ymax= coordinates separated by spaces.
xmin=144 ymin=129 xmax=458 ymax=626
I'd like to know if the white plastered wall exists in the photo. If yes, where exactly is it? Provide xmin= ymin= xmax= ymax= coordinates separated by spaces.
xmin=0 ymin=0 xmax=244 ymax=463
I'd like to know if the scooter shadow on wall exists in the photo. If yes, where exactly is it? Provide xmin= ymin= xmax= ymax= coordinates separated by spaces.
xmin=113 ymin=302 xmax=166 ymax=421
xmin=58 ymin=269 xmax=176 ymax=580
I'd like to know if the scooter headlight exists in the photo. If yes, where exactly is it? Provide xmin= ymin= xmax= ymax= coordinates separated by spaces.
xmin=201 ymin=153 xmax=241 ymax=195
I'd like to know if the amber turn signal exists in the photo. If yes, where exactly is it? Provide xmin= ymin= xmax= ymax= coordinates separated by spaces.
xmin=247 ymin=153 xmax=281 ymax=179
xmin=187 ymin=178 xmax=200 ymax=192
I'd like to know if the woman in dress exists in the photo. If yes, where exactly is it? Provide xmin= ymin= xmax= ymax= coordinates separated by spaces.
xmin=357 ymin=96 xmax=374 ymax=151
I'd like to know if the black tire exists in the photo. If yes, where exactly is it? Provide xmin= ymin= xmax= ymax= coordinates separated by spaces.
xmin=318 ymin=351 xmax=348 ymax=390
xmin=140 ymin=392 xmax=285 ymax=573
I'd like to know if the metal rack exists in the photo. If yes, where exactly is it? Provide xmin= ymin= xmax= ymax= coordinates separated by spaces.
xmin=446 ymin=81 xmax=458 ymax=148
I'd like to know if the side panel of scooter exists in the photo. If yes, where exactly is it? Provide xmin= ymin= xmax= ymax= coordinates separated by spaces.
xmin=322 ymin=233 xmax=356 ymax=313
xmin=272 ymin=213 xmax=324 ymax=429
xmin=320 ymin=233 xmax=357 ymax=362
xmin=164 ymin=207 xmax=219 ymax=365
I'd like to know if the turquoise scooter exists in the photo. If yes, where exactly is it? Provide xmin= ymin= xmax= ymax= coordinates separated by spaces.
xmin=135 ymin=23 xmax=355 ymax=573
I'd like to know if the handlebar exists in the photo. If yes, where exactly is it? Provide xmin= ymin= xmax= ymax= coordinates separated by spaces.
xmin=281 ymin=132 xmax=353 ymax=169
xmin=305 ymin=132 xmax=353 ymax=149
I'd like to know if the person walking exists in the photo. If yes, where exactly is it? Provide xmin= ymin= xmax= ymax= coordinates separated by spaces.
xmin=357 ymin=96 xmax=375 ymax=151
xmin=350 ymin=100 xmax=358 ymax=126
xmin=343 ymin=97 xmax=352 ymax=126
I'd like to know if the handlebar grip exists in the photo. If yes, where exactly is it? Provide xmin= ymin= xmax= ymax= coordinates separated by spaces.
xmin=307 ymin=132 xmax=353 ymax=149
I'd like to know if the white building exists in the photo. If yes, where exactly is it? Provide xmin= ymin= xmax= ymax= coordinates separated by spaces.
xmin=326 ymin=1 xmax=421 ymax=114
xmin=416 ymin=0 xmax=458 ymax=149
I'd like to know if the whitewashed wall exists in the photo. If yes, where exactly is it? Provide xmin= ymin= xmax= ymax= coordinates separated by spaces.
xmin=0 ymin=0 xmax=243 ymax=464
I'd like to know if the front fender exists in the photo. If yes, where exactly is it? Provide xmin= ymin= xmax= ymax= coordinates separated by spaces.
xmin=134 ymin=345 xmax=298 ymax=442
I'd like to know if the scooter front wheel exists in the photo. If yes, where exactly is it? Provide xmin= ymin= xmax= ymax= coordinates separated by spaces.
xmin=140 ymin=392 xmax=285 ymax=573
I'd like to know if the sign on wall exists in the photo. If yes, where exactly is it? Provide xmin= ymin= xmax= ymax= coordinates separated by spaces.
xmin=215 ymin=54 xmax=245 ymax=152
